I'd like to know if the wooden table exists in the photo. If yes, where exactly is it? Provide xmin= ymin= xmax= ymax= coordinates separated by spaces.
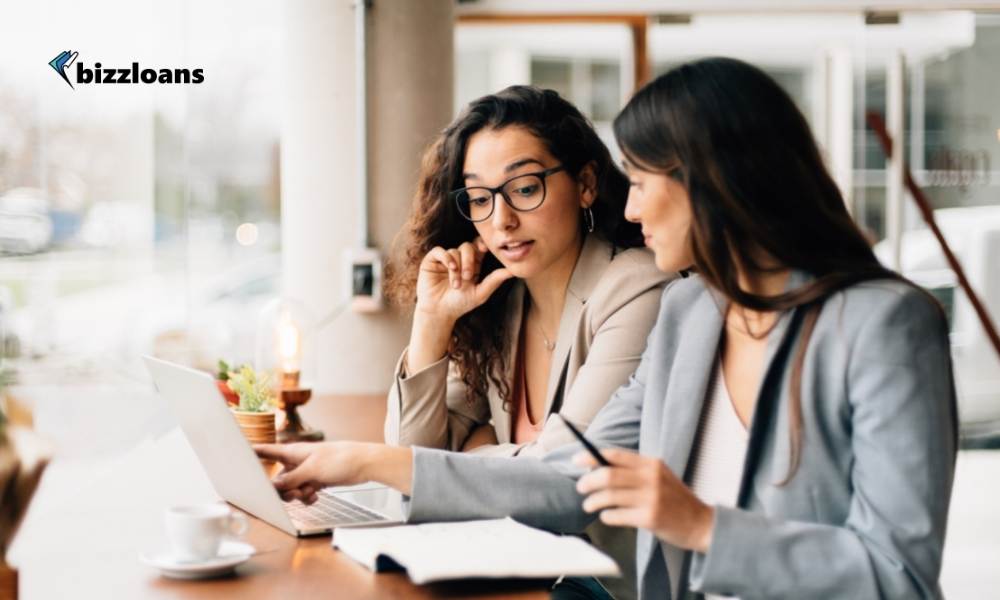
xmin=9 ymin=394 xmax=550 ymax=599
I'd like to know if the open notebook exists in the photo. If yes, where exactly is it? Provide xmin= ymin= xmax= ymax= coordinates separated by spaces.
xmin=332 ymin=517 xmax=621 ymax=584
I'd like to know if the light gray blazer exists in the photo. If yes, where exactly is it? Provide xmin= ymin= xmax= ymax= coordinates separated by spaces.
xmin=404 ymin=272 xmax=958 ymax=599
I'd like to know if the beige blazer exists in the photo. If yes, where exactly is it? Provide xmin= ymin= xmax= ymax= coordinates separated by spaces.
xmin=384 ymin=234 xmax=672 ymax=457
xmin=384 ymin=234 xmax=672 ymax=600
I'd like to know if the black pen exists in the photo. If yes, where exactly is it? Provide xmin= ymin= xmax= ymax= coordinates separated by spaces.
xmin=555 ymin=414 xmax=611 ymax=467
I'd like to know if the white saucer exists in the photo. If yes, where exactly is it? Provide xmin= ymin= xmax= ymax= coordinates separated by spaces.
xmin=140 ymin=541 xmax=256 ymax=580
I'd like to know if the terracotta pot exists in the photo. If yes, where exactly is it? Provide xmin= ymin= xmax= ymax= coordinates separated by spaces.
xmin=231 ymin=410 xmax=276 ymax=445
xmin=216 ymin=380 xmax=239 ymax=406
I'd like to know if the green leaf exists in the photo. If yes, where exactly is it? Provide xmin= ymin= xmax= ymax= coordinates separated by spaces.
xmin=217 ymin=359 xmax=231 ymax=381
xmin=227 ymin=365 xmax=275 ymax=413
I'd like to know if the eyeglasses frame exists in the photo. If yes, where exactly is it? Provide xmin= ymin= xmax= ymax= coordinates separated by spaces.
xmin=451 ymin=165 xmax=566 ymax=223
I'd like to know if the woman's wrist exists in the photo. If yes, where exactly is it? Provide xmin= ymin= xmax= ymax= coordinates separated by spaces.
xmin=690 ymin=504 xmax=716 ymax=554
xmin=407 ymin=310 xmax=456 ymax=372
xmin=353 ymin=442 xmax=390 ymax=481
xmin=354 ymin=443 xmax=414 ymax=496
xmin=412 ymin=308 xmax=457 ymax=337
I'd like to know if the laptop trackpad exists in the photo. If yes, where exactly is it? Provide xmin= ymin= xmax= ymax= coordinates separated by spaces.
xmin=329 ymin=484 xmax=406 ymax=522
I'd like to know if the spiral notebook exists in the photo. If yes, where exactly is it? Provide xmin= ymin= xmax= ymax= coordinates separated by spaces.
xmin=332 ymin=517 xmax=621 ymax=584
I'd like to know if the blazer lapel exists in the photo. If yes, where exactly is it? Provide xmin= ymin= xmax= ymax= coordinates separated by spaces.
xmin=735 ymin=269 xmax=812 ymax=506
xmin=543 ymin=235 xmax=612 ymax=416
xmin=491 ymin=282 xmax=525 ymax=444
xmin=659 ymin=288 xmax=725 ymax=478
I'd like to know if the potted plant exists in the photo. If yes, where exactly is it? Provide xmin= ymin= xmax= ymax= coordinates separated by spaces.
xmin=226 ymin=365 xmax=278 ymax=445
xmin=214 ymin=359 xmax=240 ymax=406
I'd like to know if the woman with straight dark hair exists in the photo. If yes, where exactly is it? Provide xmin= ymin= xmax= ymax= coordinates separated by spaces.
xmin=257 ymin=58 xmax=957 ymax=599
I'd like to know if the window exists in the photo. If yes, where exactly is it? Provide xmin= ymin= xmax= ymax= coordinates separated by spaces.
xmin=0 ymin=0 xmax=281 ymax=453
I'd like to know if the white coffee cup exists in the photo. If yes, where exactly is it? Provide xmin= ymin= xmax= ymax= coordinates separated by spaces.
xmin=164 ymin=503 xmax=248 ymax=562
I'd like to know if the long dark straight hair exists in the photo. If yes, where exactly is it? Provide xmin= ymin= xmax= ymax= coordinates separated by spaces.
xmin=614 ymin=57 xmax=913 ymax=482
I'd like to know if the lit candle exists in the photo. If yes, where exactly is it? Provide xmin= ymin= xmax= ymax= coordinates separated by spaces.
xmin=276 ymin=311 xmax=301 ymax=388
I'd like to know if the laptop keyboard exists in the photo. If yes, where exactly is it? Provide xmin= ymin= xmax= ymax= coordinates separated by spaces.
xmin=286 ymin=492 xmax=386 ymax=528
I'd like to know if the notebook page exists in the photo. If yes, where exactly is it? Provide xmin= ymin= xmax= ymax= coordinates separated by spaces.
xmin=333 ymin=517 xmax=620 ymax=584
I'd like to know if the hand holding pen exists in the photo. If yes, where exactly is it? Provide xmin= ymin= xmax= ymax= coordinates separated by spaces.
xmin=556 ymin=414 xmax=716 ymax=554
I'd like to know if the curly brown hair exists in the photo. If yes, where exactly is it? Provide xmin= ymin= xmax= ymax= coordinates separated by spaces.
xmin=385 ymin=86 xmax=642 ymax=408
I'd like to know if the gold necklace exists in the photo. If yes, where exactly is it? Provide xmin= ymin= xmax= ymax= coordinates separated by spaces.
xmin=538 ymin=322 xmax=556 ymax=351
xmin=530 ymin=306 xmax=556 ymax=351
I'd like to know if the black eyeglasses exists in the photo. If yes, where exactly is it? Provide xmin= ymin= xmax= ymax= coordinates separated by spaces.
xmin=451 ymin=165 xmax=565 ymax=223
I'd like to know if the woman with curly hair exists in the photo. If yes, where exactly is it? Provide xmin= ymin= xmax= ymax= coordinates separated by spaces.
xmin=382 ymin=86 xmax=672 ymax=462
xmin=377 ymin=86 xmax=671 ymax=600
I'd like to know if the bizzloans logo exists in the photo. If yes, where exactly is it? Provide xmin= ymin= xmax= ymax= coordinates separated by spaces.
xmin=48 ymin=50 xmax=204 ymax=89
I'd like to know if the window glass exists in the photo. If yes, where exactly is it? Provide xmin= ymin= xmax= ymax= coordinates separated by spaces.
xmin=0 ymin=0 xmax=281 ymax=455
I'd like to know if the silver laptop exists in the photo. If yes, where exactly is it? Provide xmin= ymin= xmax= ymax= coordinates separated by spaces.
xmin=143 ymin=355 xmax=405 ymax=536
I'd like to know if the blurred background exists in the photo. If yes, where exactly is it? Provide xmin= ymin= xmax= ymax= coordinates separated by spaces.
xmin=1 ymin=1 xmax=998 ymax=594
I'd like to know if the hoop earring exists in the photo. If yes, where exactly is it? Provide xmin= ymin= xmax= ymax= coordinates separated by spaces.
xmin=583 ymin=207 xmax=595 ymax=233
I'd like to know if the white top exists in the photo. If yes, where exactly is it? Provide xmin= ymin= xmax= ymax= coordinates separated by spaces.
xmin=665 ymin=357 xmax=749 ymax=600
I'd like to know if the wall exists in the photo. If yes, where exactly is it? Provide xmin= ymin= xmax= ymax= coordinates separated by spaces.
xmin=281 ymin=0 xmax=454 ymax=393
